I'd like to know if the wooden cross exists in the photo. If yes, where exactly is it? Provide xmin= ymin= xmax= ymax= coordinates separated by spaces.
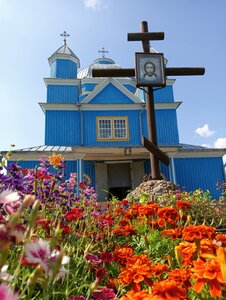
xmin=98 ymin=47 xmax=109 ymax=58
xmin=92 ymin=21 xmax=205 ymax=180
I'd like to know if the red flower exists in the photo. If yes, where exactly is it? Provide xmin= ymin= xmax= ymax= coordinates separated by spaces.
xmin=65 ymin=208 xmax=83 ymax=221
xmin=161 ymin=228 xmax=182 ymax=240
xmin=176 ymin=200 xmax=192 ymax=210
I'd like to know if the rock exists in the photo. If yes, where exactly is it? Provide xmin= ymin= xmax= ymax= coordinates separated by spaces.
xmin=127 ymin=179 xmax=176 ymax=202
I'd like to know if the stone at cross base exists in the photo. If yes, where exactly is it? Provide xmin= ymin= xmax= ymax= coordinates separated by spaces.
xmin=127 ymin=179 xmax=176 ymax=202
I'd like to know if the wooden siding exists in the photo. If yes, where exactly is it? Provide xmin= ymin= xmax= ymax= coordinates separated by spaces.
xmin=174 ymin=157 xmax=225 ymax=198
xmin=89 ymin=83 xmax=134 ymax=104
xmin=137 ymin=85 xmax=174 ymax=103
xmin=81 ymin=83 xmax=96 ymax=92
xmin=142 ymin=109 xmax=179 ymax=145
xmin=45 ymin=111 xmax=81 ymax=146
xmin=47 ymin=85 xmax=79 ymax=103
xmin=144 ymin=159 xmax=170 ymax=180
xmin=50 ymin=59 xmax=77 ymax=79
xmin=83 ymin=110 xmax=141 ymax=146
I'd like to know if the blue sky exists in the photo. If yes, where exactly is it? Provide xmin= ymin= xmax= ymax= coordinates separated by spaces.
xmin=0 ymin=0 xmax=226 ymax=158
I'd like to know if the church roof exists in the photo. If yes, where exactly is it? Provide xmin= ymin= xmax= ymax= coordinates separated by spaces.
xmin=78 ymin=57 xmax=122 ymax=79
xmin=48 ymin=43 xmax=80 ymax=67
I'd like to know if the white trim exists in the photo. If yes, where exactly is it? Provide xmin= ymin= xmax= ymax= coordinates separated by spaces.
xmin=39 ymin=102 xmax=182 ymax=112
xmin=173 ymin=150 xmax=226 ymax=158
xmin=171 ymin=157 xmax=177 ymax=184
xmin=44 ymin=78 xmax=80 ymax=86
xmin=48 ymin=53 xmax=80 ymax=67
xmin=81 ymin=78 xmax=144 ymax=104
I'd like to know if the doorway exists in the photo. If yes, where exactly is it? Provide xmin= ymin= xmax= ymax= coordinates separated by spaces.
xmin=107 ymin=162 xmax=131 ymax=200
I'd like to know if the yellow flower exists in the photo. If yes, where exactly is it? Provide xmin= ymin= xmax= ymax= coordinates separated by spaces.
xmin=48 ymin=153 xmax=64 ymax=167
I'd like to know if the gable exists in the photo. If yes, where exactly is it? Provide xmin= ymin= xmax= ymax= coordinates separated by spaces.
xmin=81 ymin=78 xmax=143 ymax=104
xmin=89 ymin=82 xmax=134 ymax=104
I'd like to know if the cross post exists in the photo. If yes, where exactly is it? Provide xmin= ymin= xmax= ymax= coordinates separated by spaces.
xmin=92 ymin=21 xmax=205 ymax=181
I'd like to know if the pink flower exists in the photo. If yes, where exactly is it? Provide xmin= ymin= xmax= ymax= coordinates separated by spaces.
xmin=0 ymin=284 xmax=18 ymax=300
xmin=92 ymin=287 xmax=116 ymax=300
xmin=85 ymin=253 xmax=102 ymax=265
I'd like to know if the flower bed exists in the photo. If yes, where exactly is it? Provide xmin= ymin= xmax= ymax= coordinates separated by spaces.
xmin=0 ymin=154 xmax=226 ymax=299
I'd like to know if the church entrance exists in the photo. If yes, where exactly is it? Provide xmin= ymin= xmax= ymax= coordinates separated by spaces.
xmin=107 ymin=162 xmax=131 ymax=200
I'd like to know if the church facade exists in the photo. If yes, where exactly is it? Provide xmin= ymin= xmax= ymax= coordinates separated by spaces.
xmin=5 ymin=41 xmax=226 ymax=199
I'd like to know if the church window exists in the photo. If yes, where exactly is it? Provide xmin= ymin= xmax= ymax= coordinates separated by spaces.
xmin=97 ymin=117 xmax=128 ymax=141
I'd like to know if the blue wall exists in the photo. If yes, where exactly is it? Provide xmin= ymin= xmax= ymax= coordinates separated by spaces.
xmin=83 ymin=110 xmax=141 ymax=146
xmin=136 ymin=85 xmax=174 ymax=103
xmin=45 ymin=111 xmax=81 ymax=145
xmin=47 ymin=85 xmax=79 ymax=103
xmin=50 ymin=59 xmax=77 ymax=79
xmin=89 ymin=83 xmax=134 ymax=104
xmin=142 ymin=109 xmax=179 ymax=145
xmin=174 ymin=157 xmax=224 ymax=198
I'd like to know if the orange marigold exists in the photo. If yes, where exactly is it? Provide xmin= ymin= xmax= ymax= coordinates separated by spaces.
xmin=182 ymin=225 xmax=216 ymax=242
xmin=120 ymin=290 xmax=153 ymax=300
xmin=137 ymin=203 xmax=159 ymax=218
xmin=168 ymin=268 xmax=192 ymax=289
xmin=113 ymin=247 xmax=134 ymax=265
xmin=200 ymin=238 xmax=218 ymax=258
xmin=157 ymin=207 xmax=179 ymax=221
xmin=175 ymin=241 xmax=197 ymax=266
xmin=48 ymin=153 xmax=64 ymax=167
xmin=113 ymin=224 xmax=136 ymax=236
xmin=161 ymin=228 xmax=182 ymax=240
xmin=118 ymin=254 xmax=152 ymax=292
xmin=215 ymin=233 xmax=226 ymax=245
xmin=151 ymin=279 xmax=188 ymax=300
xmin=176 ymin=200 xmax=192 ymax=210
xmin=192 ymin=258 xmax=226 ymax=297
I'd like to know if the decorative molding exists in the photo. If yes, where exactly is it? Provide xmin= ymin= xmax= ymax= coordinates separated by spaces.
xmin=44 ymin=78 xmax=80 ymax=86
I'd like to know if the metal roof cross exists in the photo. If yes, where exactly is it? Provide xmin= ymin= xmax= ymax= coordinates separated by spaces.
xmin=98 ymin=47 xmax=108 ymax=58
xmin=60 ymin=31 xmax=70 ymax=45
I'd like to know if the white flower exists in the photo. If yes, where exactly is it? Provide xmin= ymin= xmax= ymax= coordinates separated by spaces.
xmin=0 ymin=265 xmax=13 ymax=282
xmin=0 ymin=190 xmax=20 ymax=204
xmin=24 ymin=239 xmax=50 ymax=271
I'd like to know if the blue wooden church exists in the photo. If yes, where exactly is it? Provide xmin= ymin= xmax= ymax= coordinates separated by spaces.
xmin=5 ymin=39 xmax=226 ymax=199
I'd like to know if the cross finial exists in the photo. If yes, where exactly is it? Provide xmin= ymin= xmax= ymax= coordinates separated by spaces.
xmin=98 ymin=47 xmax=108 ymax=58
xmin=60 ymin=31 xmax=70 ymax=45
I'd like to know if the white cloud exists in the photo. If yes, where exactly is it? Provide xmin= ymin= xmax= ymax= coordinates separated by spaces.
xmin=195 ymin=124 xmax=215 ymax=137
xmin=83 ymin=0 xmax=105 ymax=10
xmin=214 ymin=138 xmax=226 ymax=149
xmin=201 ymin=144 xmax=211 ymax=148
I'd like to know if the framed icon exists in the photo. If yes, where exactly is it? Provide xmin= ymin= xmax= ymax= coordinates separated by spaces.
xmin=135 ymin=52 xmax=166 ymax=87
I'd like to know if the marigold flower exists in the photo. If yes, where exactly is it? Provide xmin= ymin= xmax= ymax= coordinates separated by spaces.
xmin=118 ymin=254 xmax=153 ymax=291
xmin=192 ymin=258 xmax=226 ymax=297
xmin=161 ymin=228 xmax=182 ymax=240
xmin=175 ymin=241 xmax=197 ymax=266
xmin=176 ymin=200 xmax=192 ymax=210
xmin=157 ymin=207 xmax=179 ymax=221
xmin=137 ymin=203 xmax=159 ymax=218
xmin=168 ymin=268 xmax=192 ymax=289
xmin=182 ymin=225 xmax=216 ymax=242
xmin=113 ymin=247 xmax=134 ymax=265
xmin=48 ymin=153 xmax=64 ymax=167
xmin=151 ymin=279 xmax=188 ymax=299
xmin=215 ymin=233 xmax=226 ymax=245
xmin=120 ymin=290 xmax=153 ymax=300
xmin=113 ymin=224 xmax=136 ymax=236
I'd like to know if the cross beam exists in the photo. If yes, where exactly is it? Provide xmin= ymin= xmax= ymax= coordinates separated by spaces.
xmin=92 ymin=67 xmax=205 ymax=77
xmin=92 ymin=21 xmax=205 ymax=180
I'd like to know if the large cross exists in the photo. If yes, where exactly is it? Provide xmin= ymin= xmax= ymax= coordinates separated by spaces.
xmin=98 ymin=47 xmax=109 ymax=58
xmin=60 ymin=31 xmax=70 ymax=45
xmin=92 ymin=21 xmax=205 ymax=180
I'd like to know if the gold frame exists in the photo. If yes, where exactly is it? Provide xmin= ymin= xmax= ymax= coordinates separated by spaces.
xmin=96 ymin=116 xmax=129 ymax=141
